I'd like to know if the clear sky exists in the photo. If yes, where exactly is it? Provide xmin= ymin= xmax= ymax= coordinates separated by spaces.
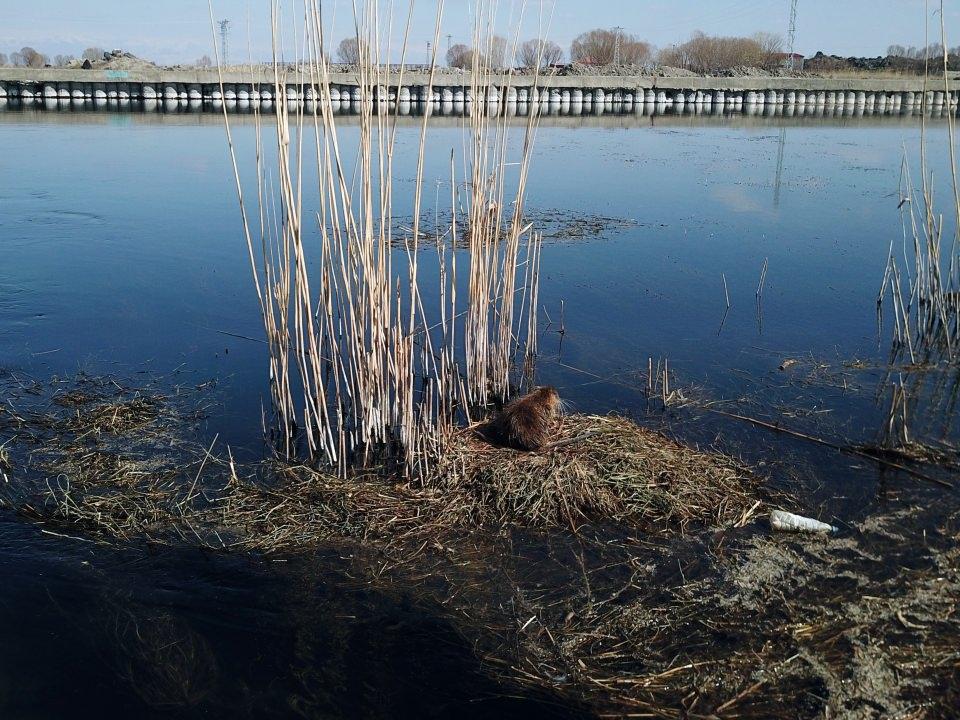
xmin=0 ymin=0 xmax=956 ymax=66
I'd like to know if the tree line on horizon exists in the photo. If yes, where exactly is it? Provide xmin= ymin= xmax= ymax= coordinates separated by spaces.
xmin=0 ymin=46 xmax=109 ymax=68
xmin=330 ymin=29 xmax=787 ymax=72
xmin=5 ymin=32 xmax=959 ymax=73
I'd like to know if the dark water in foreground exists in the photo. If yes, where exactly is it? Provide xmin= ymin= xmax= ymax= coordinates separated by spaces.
xmin=1 ymin=108 xmax=957 ymax=718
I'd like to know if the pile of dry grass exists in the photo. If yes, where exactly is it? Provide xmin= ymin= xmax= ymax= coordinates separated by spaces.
xmin=1 ymin=374 xmax=764 ymax=552
xmin=438 ymin=415 xmax=760 ymax=531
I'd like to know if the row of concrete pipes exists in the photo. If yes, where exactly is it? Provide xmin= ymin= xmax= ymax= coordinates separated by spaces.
xmin=2 ymin=81 xmax=959 ymax=111
xmin=10 ymin=95 xmax=960 ymax=121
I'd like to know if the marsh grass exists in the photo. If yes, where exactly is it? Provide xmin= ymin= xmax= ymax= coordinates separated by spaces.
xmin=880 ymin=2 xmax=960 ymax=367
xmin=0 ymin=372 xmax=762 ymax=552
xmin=215 ymin=1 xmax=546 ymax=478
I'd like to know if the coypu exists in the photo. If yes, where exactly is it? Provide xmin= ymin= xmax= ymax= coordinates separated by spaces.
xmin=487 ymin=386 xmax=562 ymax=451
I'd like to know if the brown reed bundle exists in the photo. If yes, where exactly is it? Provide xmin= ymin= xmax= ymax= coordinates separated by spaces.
xmin=879 ymin=0 xmax=960 ymax=363
xmin=215 ymin=1 xmax=545 ymax=477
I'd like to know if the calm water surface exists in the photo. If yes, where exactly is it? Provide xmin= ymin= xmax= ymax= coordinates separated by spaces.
xmin=1 ymin=108 xmax=955 ymax=718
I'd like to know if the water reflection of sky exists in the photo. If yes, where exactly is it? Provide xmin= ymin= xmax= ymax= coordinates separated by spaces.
xmin=0 ymin=109 xmax=955 ymax=458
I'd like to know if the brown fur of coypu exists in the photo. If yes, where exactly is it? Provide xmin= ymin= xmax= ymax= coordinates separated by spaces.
xmin=486 ymin=387 xmax=562 ymax=451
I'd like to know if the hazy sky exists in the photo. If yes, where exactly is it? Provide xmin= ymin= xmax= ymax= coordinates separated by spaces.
xmin=1 ymin=0 xmax=957 ymax=65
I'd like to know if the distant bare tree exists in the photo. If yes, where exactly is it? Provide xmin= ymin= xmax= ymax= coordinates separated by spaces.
xmin=54 ymin=54 xmax=75 ymax=67
xmin=888 ymin=44 xmax=907 ymax=57
xmin=517 ymin=39 xmax=563 ymax=68
xmin=82 ymin=47 xmax=105 ymax=62
xmin=196 ymin=55 xmax=212 ymax=68
xmin=446 ymin=43 xmax=476 ymax=69
xmin=658 ymin=31 xmax=784 ymax=72
xmin=0 ymin=53 xmax=8 ymax=67
xmin=19 ymin=47 xmax=48 ymax=68
xmin=336 ymin=37 xmax=362 ymax=64
xmin=570 ymin=28 xmax=651 ymax=66
xmin=488 ymin=35 xmax=508 ymax=70
xmin=753 ymin=32 xmax=784 ymax=66
xmin=10 ymin=51 xmax=25 ymax=67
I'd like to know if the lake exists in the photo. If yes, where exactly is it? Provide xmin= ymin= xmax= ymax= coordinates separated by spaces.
xmin=1 ymin=104 xmax=957 ymax=718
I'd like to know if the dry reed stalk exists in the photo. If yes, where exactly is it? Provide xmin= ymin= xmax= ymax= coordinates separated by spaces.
xmin=879 ymin=1 xmax=960 ymax=365
xmin=216 ymin=1 xmax=545 ymax=477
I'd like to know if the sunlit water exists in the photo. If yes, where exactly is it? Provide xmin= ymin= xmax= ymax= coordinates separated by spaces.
xmin=1 ymin=107 xmax=956 ymax=718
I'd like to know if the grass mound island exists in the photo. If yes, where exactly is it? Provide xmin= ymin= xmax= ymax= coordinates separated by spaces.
xmin=0 ymin=372 xmax=761 ymax=550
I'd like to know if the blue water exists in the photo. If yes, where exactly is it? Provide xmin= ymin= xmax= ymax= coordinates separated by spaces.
xmin=1 ymin=107 xmax=957 ymax=718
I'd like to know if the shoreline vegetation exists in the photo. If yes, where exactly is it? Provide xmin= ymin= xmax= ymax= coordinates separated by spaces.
xmin=1 ymin=2 xmax=959 ymax=719
xmin=0 ymin=364 xmax=957 ymax=717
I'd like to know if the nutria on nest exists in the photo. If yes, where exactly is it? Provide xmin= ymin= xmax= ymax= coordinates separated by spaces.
xmin=487 ymin=386 xmax=562 ymax=451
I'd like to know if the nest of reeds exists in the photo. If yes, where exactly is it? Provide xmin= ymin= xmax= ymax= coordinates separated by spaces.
xmin=1 ymin=372 xmax=763 ymax=551
xmin=437 ymin=414 xmax=759 ymax=531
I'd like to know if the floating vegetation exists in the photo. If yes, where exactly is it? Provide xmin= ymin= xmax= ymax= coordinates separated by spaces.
xmin=0 ymin=373 xmax=762 ymax=551
xmin=2 ymin=370 xmax=959 ymax=718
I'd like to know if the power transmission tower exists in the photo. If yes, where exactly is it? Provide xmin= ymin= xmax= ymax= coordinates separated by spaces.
xmin=218 ymin=19 xmax=231 ymax=66
xmin=613 ymin=26 xmax=623 ymax=66
xmin=446 ymin=34 xmax=452 ymax=53
xmin=786 ymin=0 xmax=798 ymax=70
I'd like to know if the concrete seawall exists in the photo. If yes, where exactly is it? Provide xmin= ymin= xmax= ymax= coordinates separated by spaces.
xmin=1 ymin=68 xmax=957 ymax=114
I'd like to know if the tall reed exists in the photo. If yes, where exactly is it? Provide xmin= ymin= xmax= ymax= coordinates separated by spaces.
xmin=879 ymin=0 xmax=960 ymax=364
xmin=215 ymin=0 xmax=545 ymax=477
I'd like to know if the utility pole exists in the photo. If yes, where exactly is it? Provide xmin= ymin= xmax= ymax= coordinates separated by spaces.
xmin=613 ymin=26 xmax=623 ymax=66
xmin=787 ymin=0 xmax=798 ymax=70
xmin=218 ymin=19 xmax=231 ymax=66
